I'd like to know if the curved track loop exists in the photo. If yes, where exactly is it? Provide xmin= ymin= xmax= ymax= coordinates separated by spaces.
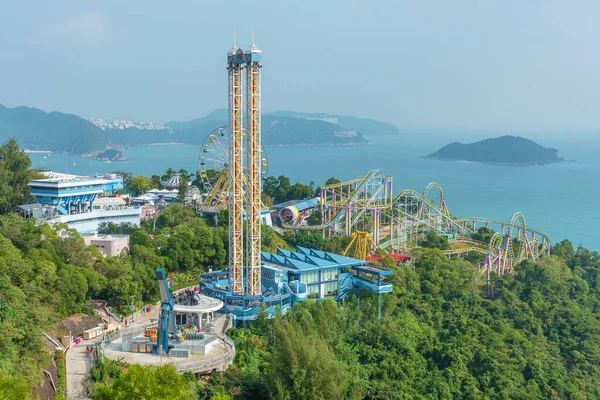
xmin=283 ymin=170 xmax=550 ymax=270
xmin=461 ymin=212 xmax=550 ymax=276
xmin=422 ymin=182 xmax=450 ymax=216
xmin=283 ymin=169 xmax=391 ymax=236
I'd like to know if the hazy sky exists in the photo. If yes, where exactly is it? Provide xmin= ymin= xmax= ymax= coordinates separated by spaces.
xmin=0 ymin=1 xmax=599 ymax=134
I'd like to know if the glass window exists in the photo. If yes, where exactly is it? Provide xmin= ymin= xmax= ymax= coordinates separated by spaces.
xmin=321 ymin=268 xmax=339 ymax=281
xmin=307 ymin=284 xmax=319 ymax=299
xmin=300 ymin=271 xmax=319 ymax=284
xmin=323 ymin=282 xmax=339 ymax=297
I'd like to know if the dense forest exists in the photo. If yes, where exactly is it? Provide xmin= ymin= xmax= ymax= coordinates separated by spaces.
xmin=2 ymin=201 xmax=600 ymax=398
xmin=86 ymin=240 xmax=600 ymax=399
xmin=1 ymin=140 xmax=600 ymax=399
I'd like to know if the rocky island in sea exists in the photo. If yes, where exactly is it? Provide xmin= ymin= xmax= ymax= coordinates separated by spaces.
xmin=425 ymin=135 xmax=563 ymax=165
xmin=92 ymin=148 xmax=127 ymax=162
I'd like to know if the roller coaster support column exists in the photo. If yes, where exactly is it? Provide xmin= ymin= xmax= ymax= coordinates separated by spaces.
xmin=346 ymin=207 xmax=351 ymax=236
xmin=373 ymin=209 xmax=379 ymax=245
xmin=321 ymin=188 xmax=326 ymax=238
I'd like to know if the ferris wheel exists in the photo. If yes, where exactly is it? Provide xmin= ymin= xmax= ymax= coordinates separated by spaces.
xmin=197 ymin=126 xmax=268 ymax=193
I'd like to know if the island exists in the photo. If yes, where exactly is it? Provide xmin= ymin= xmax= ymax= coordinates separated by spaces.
xmin=92 ymin=148 xmax=127 ymax=162
xmin=425 ymin=136 xmax=563 ymax=165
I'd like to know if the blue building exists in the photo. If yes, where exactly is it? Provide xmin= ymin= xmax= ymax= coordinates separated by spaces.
xmin=22 ymin=171 xmax=137 ymax=233
xmin=200 ymin=246 xmax=392 ymax=325
xmin=28 ymin=172 xmax=123 ymax=215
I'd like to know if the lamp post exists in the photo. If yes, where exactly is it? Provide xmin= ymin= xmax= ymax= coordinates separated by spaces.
xmin=130 ymin=296 xmax=135 ymax=324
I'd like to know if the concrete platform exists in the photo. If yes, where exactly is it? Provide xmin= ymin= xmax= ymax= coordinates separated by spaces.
xmin=102 ymin=331 xmax=235 ymax=374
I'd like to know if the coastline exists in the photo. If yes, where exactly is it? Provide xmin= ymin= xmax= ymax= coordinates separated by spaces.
xmin=422 ymin=156 xmax=565 ymax=166
xmin=264 ymin=142 xmax=369 ymax=147
xmin=144 ymin=142 xmax=185 ymax=146
xmin=24 ymin=149 xmax=52 ymax=154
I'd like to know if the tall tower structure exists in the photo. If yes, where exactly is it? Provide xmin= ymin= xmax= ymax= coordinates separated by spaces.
xmin=227 ymin=46 xmax=245 ymax=295
xmin=245 ymin=41 xmax=262 ymax=296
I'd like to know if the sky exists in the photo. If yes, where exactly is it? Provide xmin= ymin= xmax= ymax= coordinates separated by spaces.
xmin=0 ymin=1 xmax=599 ymax=136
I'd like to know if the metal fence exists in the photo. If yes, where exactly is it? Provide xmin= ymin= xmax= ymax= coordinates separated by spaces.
xmin=120 ymin=323 xmax=156 ymax=344
xmin=175 ymin=335 xmax=236 ymax=373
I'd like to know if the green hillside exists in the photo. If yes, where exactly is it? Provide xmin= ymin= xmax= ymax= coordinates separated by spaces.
xmin=167 ymin=110 xmax=369 ymax=145
xmin=0 ymin=104 xmax=371 ymax=153
xmin=427 ymin=136 xmax=563 ymax=165
xmin=0 ymin=104 xmax=106 ymax=154
xmin=271 ymin=110 xmax=400 ymax=136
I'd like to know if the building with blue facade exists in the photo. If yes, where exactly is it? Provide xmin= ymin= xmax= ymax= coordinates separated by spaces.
xmin=22 ymin=171 xmax=139 ymax=233
xmin=29 ymin=173 xmax=123 ymax=215
xmin=200 ymin=246 xmax=392 ymax=325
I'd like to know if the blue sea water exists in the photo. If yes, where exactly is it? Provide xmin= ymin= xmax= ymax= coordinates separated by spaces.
xmin=30 ymin=136 xmax=600 ymax=250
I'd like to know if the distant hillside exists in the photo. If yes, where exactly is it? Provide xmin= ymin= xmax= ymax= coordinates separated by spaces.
xmin=0 ymin=104 xmax=372 ymax=154
xmin=0 ymin=104 xmax=107 ymax=154
xmin=167 ymin=110 xmax=369 ymax=146
xmin=426 ymin=136 xmax=563 ymax=165
xmin=270 ymin=111 xmax=400 ymax=136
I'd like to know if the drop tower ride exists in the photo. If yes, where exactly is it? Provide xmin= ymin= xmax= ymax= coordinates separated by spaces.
xmin=227 ymin=39 xmax=262 ymax=296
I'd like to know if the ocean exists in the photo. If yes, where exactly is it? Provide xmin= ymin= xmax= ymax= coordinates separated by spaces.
xmin=29 ymin=135 xmax=600 ymax=250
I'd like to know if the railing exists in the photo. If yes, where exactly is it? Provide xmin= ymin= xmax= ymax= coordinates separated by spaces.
xmin=103 ymin=329 xmax=122 ymax=345
xmin=42 ymin=332 xmax=66 ymax=352
xmin=175 ymin=335 xmax=236 ymax=373
xmin=120 ymin=323 xmax=156 ymax=344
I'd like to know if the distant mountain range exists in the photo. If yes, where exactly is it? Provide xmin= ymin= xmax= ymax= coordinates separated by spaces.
xmin=0 ymin=104 xmax=399 ymax=155
xmin=426 ymin=136 xmax=563 ymax=165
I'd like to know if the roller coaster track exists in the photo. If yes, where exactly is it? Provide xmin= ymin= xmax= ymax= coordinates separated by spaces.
xmin=281 ymin=170 xmax=551 ymax=273
xmin=460 ymin=213 xmax=551 ymax=275
xmin=282 ymin=169 xmax=390 ymax=231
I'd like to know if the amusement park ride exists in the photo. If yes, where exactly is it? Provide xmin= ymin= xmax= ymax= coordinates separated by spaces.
xmin=277 ymin=169 xmax=551 ymax=279
xmin=191 ymin=39 xmax=550 ymax=317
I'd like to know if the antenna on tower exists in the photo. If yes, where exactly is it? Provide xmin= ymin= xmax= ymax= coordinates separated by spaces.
xmin=252 ymin=28 xmax=255 ymax=45
xmin=234 ymin=30 xmax=237 ymax=48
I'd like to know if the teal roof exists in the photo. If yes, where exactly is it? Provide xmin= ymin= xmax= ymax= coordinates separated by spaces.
xmin=305 ymin=254 xmax=338 ymax=268
xmin=284 ymin=257 xmax=321 ymax=271
xmin=296 ymin=246 xmax=312 ymax=255
xmin=308 ymin=249 xmax=327 ymax=259
xmin=261 ymin=247 xmax=367 ymax=274
xmin=277 ymin=249 xmax=292 ymax=257
xmin=323 ymin=252 xmax=363 ymax=266
xmin=289 ymin=251 xmax=306 ymax=261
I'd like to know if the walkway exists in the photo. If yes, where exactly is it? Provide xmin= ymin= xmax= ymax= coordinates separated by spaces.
xmin=65 ymin=303 xmax=160 ymax=399
xmin=65 ymin=286 xmax=202 ymax=399
xmin=65 ymin=338 xmax=96 ymax=400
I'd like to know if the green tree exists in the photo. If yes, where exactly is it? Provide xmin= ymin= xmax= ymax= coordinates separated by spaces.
xmin=419 ymin=230 xmax=450 ymax=250
xmin=472 ymin=226 xmax=495 ymax=243
xmin=128 ymin=175 xmax=151 ymax=196
xmin=0 ymin=374 xmax=33 ymax=399
xmin=150 ymin=175 xmax=162 ymax=189
xmin=0 ymin=138 xmax=39 ymax=214
xmin=268 ymin=318 xmax=350 ymax=399
xmin=92 ymin=364 xmax=195 ymax=400
xmin=177 ymin=174 xmax=190 ymax=203
xmin=308 ymin=209 xmax=322 ymax=225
